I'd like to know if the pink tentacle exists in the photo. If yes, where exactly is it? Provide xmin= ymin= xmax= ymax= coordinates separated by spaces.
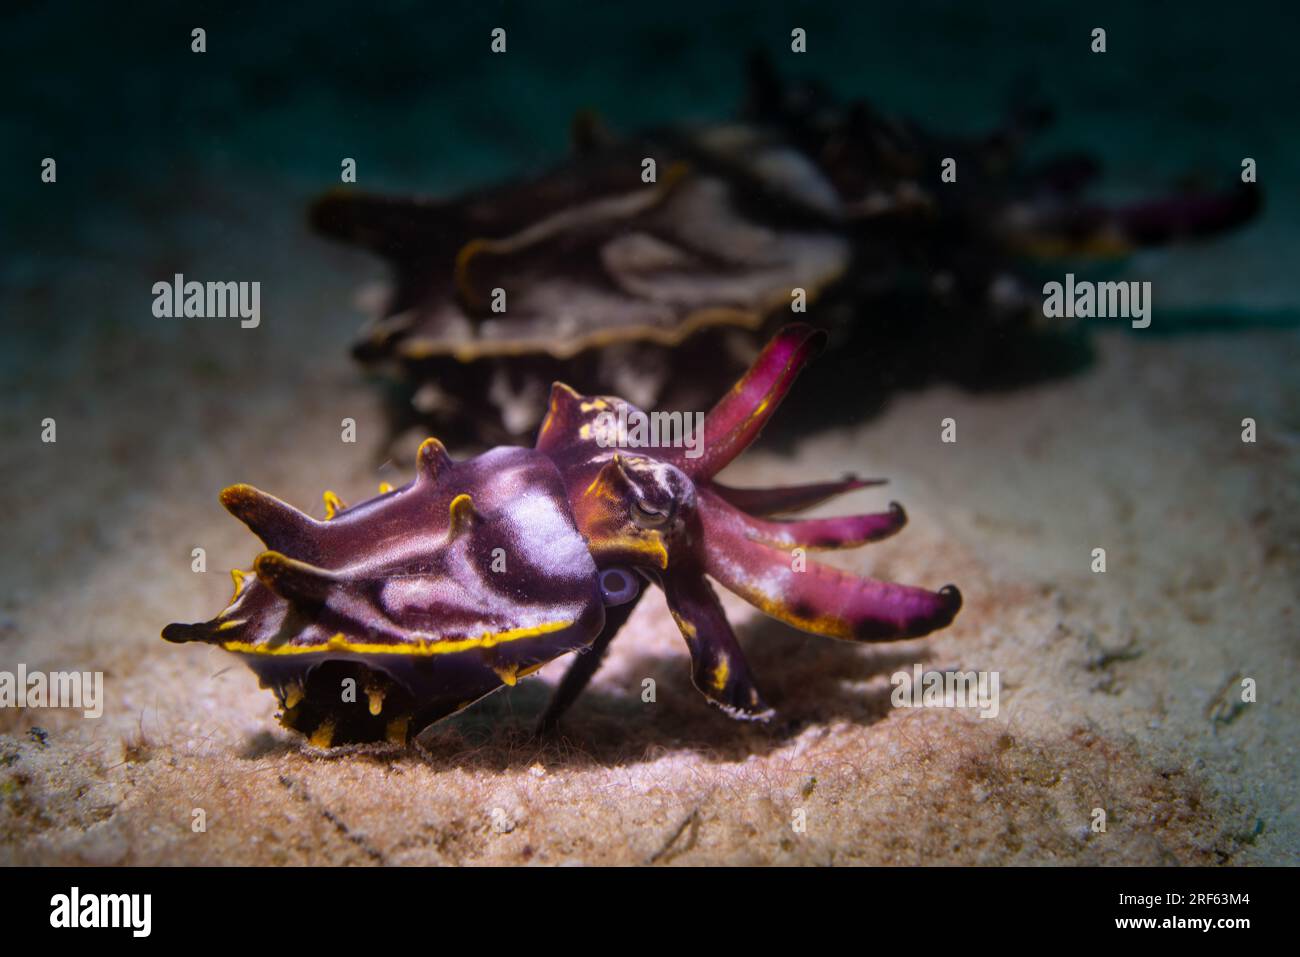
xmin=658 ymin=567 xmax=773 ymax=720
xmin=704 ymin=485 xmax=905 ymax=549
xmin=709 ymin=475 xmax=882 ymax=516
xmin=696 ymin=489 xmax=961 ymax=641
xmin=672 ymin=323 xmax=825 ymax=480
xmin=1108 ymin=184 xmax=1261 ymax=246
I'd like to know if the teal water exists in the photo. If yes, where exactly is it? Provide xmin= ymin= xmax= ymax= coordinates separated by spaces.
xmin=2 ymin=0 xmax=1295 ymax=322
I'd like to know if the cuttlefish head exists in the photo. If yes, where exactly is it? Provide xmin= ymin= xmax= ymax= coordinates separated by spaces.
xmin=530 ymin=324 xmax=963 ymax=721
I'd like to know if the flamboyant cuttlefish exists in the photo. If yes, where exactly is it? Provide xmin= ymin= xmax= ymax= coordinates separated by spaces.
xmin=310 ymin=54 xmax=1260 ymax=443
xmin=164 ymin=325 xmax=961 ymax=746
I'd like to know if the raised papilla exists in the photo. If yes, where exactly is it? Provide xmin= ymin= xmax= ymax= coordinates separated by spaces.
xmin=163 ymin=325 xmax=962 ymax=746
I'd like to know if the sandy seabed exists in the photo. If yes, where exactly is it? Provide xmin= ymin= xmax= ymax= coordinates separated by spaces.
xmin=1 ymin=205 xmax=1296 ymax=865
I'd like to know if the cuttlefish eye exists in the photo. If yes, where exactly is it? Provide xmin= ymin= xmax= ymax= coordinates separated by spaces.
xmin=630 ymin=499 xmax=672 ymax=529
xmin=598 ymin=567 xmax=641 ymax=606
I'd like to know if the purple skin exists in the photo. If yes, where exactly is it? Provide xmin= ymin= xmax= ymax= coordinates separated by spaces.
xmin=164 ymin=324 xmax=960 ymax=746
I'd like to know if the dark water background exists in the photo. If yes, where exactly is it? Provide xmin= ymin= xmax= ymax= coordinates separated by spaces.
xmin=2 ymin=0 xmax=1296 ymax=355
